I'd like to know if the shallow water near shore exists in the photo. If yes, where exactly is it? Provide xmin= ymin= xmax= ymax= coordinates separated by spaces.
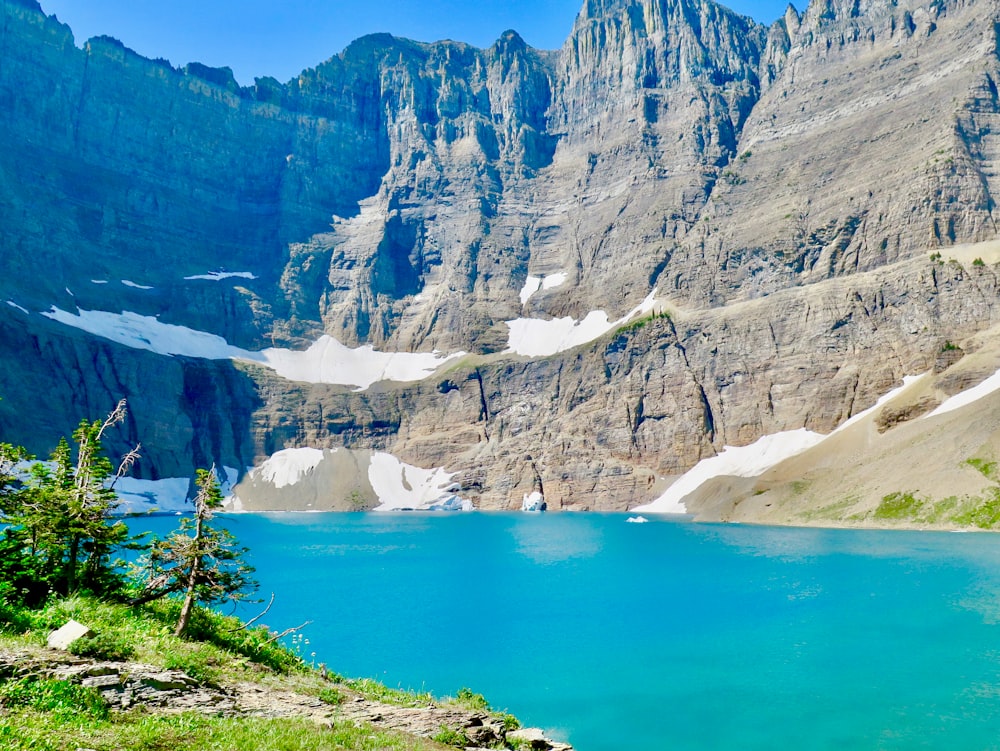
xmin=129 ymin=512 xmax=1000 ymax=751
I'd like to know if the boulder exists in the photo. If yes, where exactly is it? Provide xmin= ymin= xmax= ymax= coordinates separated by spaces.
xmin=46 ymin=620 xmax=93 ymax=651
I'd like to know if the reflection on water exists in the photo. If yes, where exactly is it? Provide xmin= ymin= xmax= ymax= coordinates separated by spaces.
xmin=684 ymin=521 xmax=830 ymax=562
xmin=507 ymin=514 xmax=603 ymax=564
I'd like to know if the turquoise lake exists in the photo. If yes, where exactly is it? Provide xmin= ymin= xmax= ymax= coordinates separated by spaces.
xmin=130 ymin=513 xmax=1000 ymax=750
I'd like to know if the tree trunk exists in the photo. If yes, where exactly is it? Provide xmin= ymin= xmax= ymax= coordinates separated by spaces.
xmin=66 ymin=534 xmax=79 ymax=594
xmin=174 ymin=555 xmax=200 ymax=637
xmin=174 ymin=514 xmax=204 ymax=637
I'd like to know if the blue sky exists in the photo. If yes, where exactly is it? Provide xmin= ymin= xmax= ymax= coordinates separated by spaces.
xmin=39 ymin=0 xmax=796 ymax=86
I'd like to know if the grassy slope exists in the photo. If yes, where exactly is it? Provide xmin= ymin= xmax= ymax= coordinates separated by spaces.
xmin=0 ymin=595 xmax=512 ymax=751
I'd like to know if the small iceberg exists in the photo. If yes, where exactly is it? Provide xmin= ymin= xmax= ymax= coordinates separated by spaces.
xmin=626 ymin=515 xmax=649 ymax=524
xmin=521 ymin=490 xmax=547 ymax=512
xmin=426 ymin=494 xmax=474 ymax=512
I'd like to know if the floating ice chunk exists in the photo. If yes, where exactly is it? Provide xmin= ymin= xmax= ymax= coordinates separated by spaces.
xmin=90 ymin=280 xmax=107 ymax=285
xmin=369 ymin=452 xmax=462 ymax=511
xmin=248 ymin=447 xmax=325 ymax=489
xmin=121 ymin=280 xmax=154 ymax=290
xmin=184 ymin=271 xmax=258 ymax=281
xmin=634 ymin=429 xmax=826 ymax=514
xmin=426 ymin=494 xmax=475 ymax=511
xmin=626 ymin=515 xmax=649 ymax=523
xmin=5 ymin=301 xmax=28 ymax=314
xmin=506 ymin=290 xmax=657 ymax=357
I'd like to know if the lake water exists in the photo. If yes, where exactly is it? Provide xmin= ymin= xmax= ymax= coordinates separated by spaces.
xmin=129 ymin=513 xmax=1000 ymax=751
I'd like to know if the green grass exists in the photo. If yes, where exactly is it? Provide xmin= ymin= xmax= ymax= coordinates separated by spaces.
xmin=0 ymin=593 xmax=518 ymax=750
xmin=431 ymin=726 xmax=470 ymax=747
xmin=965 ymin=457 xmax=997 ymax=481
xmin=331 ymin=676 xmax=433 ymax=708
xmin=446 ymin=686 xmax=519 ymax=732
xmin=801 ymin=497 xmax=858 ymax=522
xmin=0 ymin=709 xmax=444 ymax=751
xmin=953 ymin=488 xmax=1000 ymax=529
xmin=615 ymin=309 xmax=671 ymax=335
xmin=873 ymin=491 xmax=924 ymax=520
xmin=0 ymin=595 xmax=305 ymax=685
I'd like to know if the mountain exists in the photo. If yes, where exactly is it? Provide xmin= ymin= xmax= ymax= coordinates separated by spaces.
xmin=3 ymin=0 xmax=1000 ymax=516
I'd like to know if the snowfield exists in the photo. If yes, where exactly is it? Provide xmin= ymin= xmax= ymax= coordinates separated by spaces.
xmin=368 ymin=452 xmax=467 ymax=511
xmin=41 ymin=306 xmax=464 ymax=390
xmin=633 ymin=429 xmax=826 ymax=514
xmin=505 ymin=290 xmax=657 ymax=357
xmin=519 ymin=272 xmax=568 ymax=305
xmin=246 ymin=447 xmax=326 ymax=489
xmin=634 ymin=375 xmax=926 ymax=515
xmin=184 ymin=271 xmax=258 ymax=281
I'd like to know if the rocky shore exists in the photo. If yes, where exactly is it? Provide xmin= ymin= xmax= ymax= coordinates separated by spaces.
xmin=0 ymin=646 xmax=573 ymax=751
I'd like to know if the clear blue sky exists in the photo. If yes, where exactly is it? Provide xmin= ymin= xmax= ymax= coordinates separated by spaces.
xmin=39 ymin=0 xmax=796 ymax=86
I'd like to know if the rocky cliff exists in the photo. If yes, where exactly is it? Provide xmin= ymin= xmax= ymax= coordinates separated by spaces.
xmin=3 ymin=0 xmax=1000 ymax=514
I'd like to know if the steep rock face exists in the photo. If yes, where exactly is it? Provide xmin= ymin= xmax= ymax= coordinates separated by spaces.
xmin=4 ymin=0 xmax=1000 ymax=511
xmin=291 ymin=33 xmax=559 ymax=353
xmin=0 ymin=0 xmax=388 ymax=346
xmin=667 ymin=0 xmax=1000 ymax=305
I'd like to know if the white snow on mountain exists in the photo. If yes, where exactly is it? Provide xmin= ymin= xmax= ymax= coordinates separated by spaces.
xmin=41 ymin=306 xmax=464 ymax=390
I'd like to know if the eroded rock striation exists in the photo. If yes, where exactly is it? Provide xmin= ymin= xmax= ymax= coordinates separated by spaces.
xmin=3 ymin=0 xmax=1000 ymax=512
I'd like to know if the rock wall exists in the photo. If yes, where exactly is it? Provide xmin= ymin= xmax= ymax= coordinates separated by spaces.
xmin=3 ymin=0 xmax=1000 ymax=509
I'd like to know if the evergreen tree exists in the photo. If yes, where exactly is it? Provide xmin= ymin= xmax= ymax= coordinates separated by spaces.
xmin=133 ymin=468 xmax=257 ymax=636
xmin=0 ymin=400 xmax=139 ymax=603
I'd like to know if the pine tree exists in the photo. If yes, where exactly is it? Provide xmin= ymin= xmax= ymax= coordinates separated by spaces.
xmin=0 ymin=400 xmax=139 ymax=601
xmin=134 ymin=468 xmax=257 ymax=636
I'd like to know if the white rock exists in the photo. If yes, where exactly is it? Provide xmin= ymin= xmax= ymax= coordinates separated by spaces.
xmin=47 ymin=619 xmax=93 ymax=651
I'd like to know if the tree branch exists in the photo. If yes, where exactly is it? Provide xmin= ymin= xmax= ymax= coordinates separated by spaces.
xmin=264 ymin=620 xmax=312 ymax=645
xmin=228 ymin=592 xmax=275 ymax=632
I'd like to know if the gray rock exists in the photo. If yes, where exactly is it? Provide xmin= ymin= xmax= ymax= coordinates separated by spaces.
xmin=2 ymin=0 xmax=1000 ymax=516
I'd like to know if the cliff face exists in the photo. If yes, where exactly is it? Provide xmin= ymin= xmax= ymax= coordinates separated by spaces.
xmin=3 ymin=0 xmax=1000 ymax=510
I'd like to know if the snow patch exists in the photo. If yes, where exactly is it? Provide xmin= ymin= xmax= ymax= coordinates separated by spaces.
xmin=832 ymin=374 xmax=924 ymax=434
xmin=6 ymin=301 xmax=28 ymax=315
xmin=121 ymin=280 xmax=153 ymax=290
xmin=634 ymin=429 xmax=826 ymax=514
xmin=248 ymin=447 xmax=325 ymax=489
xmin=634 ymin=376 xmax=924 ymax=515
xmin=521 ymin=490 xmax=545 ymax=511
xmin=519 ymin=272 xmax=569 ymax=306
xmin=927 ymin=368 xmax=1000 ymax=418
xmin=506 ymin=290 xmax=657 ymax=357
xmin=185 ymin=271 xmax=258 ymax=281
xmin=369 ymin=452 xmax=467 ymax=511
xmin=41 ymin=306 xmax=464 ymax=389
xmin=42 ymin=307 xmax=244 ymax=359
xmin=257 ymin=336 xmax=465 ymax=390
xmin=113 ymin=476 xmax=191 ymax=514
xmin=519 ymin=276 xmax=542 ymax=305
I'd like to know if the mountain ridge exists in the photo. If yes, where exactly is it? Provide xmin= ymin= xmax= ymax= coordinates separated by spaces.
xmin=3 ymin=0 xmax=1000 ymax=516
